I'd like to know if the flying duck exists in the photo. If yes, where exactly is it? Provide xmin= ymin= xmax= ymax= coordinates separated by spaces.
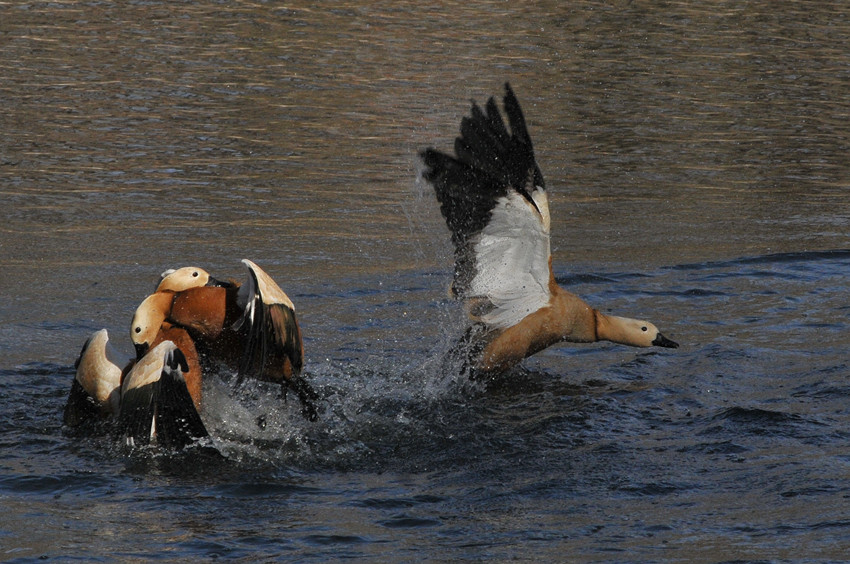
xmin=132 ymin=259 xmax=318 ymax=420
xmin=420 ymin=83 xmax=678 ymax=378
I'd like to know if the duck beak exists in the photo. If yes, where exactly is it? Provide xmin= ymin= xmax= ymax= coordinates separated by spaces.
xmin=206 ymin=276 xmax=235 ymax=288
xmin=134 ymin=342 xmax=150 ymax=359
xmin=652 ymin=333 xmax=679 ymax=348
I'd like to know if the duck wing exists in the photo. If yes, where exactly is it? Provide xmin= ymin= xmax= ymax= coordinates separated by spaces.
xmin=116 ymin=341 xmax=208 ymax=448
xmin=116 ymin=347 xmax=160 ymax=447
xmin=64 ymin=329 xmax=123 ymax=427
xmin=234 ymin=259 xmax=303 ymax=380
xmin=234 ymin=259 xmax=317 ymax=421
xmin=153 ymin=347 xmax=209 ymax=450
xmin=421 ymin=83 xmax=552 ymax=330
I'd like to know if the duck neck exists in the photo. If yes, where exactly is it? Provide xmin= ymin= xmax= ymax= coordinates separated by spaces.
xmin=594 ymin=311 xmax=640 ymax=346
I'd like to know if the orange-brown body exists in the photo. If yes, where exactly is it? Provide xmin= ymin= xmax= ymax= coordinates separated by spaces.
xmin=134 ymin=281 xmax=303 ymax=382
xmin=148 ymin=322 xmax=203 ymax=410
xmin=477 ymin=281 xmax=598 ymax=375
xmin=170 ymin=286 xmax=241 ymax=340
xmin=476 ymin=268 xmax=670 ymax=375
xmin=132 ymin=260 xmax=315 ymax=420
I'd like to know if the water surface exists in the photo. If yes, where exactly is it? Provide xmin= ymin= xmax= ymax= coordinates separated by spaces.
xmin=2 ymin=1 xmax=850 ymax=561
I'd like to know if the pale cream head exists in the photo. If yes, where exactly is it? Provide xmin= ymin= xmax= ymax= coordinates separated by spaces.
xmin=130 ymin=292 xmax=172 ymax=351
xmin=156 ymin=267 xmax=210 ymax=293
xmin=620 ymin=317 xmax=661 ymax=347
xmin=600 ymin=315 xmax=678 ymax=349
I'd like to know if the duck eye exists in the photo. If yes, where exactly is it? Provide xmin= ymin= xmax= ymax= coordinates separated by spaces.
xmin=641 ymin=326 xmax=648 ymax=332
xmin=192 ymin=271 xmax=199 ymax=277
xmin=135 ymin=327 xmax=141 ymax=334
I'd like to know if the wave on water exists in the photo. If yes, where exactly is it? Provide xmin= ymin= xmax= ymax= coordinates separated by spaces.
xmin=699 ymin=406 xmax=827 ymax=439
xmin=669 ymin=249 xmax=850 ymax=272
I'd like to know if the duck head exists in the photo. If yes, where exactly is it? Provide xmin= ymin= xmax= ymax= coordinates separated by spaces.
xmin=130 ymin=292 xmax=173 ymax=359
xmin=157 ymin=266 xmax=233 ymax=292
xmin=597 ymin=314 xmax=679 ymax=349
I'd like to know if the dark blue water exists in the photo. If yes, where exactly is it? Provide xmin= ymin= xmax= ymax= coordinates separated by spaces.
xmin=3 ymin=250 xmax=850 ymax=560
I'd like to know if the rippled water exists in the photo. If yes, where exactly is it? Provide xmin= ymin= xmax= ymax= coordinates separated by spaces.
xmin=2 ymin=1 xmax=850 ymax=561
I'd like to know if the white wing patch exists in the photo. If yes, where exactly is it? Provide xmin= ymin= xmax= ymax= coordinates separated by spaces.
xmin=468 ymin=189 xmax=552 ymax=329
xmin=122 ymin=341 xmax=176 ymax=393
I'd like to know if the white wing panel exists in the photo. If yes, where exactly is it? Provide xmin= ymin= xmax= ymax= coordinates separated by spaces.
xmin=468 ymin=190 xmax=551 ymax=329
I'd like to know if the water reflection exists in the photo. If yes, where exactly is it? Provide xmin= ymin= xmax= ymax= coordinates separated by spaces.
xmin=3 ymin=2 xmax=847 ymax=277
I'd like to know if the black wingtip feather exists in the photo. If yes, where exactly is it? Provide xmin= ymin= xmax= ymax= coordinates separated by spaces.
xmin=502 ymin=83 xmax=533 ymax=150
xmin=115 ymin=383 xmax=156 ymax=447
xmin=236 ymin=286 xmax=305 ymax=385
xmin=277 ymin=304 xmax=304 ymax=376
xmin=420 ymin=83 xmax=545 ymax=297
xmin=420 ymin=84 xmax=544 ymax=236
xmin=116 ymin=348 xmax=208 ymax=450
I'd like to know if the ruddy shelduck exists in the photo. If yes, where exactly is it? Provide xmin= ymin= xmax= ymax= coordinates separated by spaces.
xmin=65 ymin=268 xmax=217 ymax=441
xmin=145 ymin=322 xmax=203 ymax=411
xmin=132 ymin=259 xmax=318 ymax=420
xmin=420 ymin=83 xmax=678 ymax=377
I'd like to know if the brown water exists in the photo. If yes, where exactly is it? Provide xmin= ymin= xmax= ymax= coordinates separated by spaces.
xmin=2 ymin=1 xmax=850 ymax=561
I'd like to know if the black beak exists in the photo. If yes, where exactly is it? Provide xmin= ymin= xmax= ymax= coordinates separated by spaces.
xmin=652 ymin=333 xmax=679 ymax=348
xmin=134 ymin=342 xmax=150 ymax=360
xmin=205 ymin=276 xmax=235 ymax=288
